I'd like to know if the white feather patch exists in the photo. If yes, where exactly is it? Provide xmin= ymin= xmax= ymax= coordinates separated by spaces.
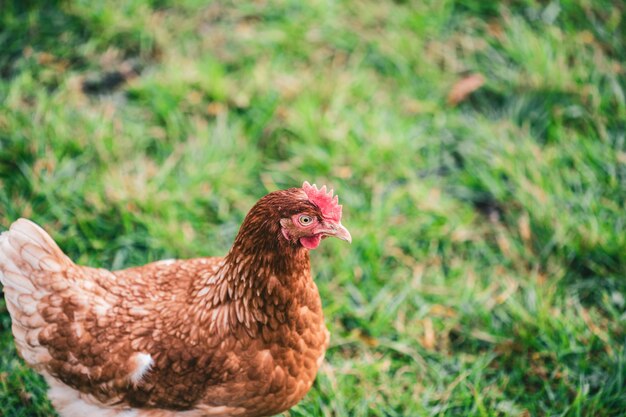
xmin=129 ymin=353 xmax=153 ymax=385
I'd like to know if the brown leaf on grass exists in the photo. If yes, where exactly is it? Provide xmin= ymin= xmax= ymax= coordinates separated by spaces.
xmin=487 ymin=21 xmax=504 ymax=39
xmin=335 ymin=166 xmax=353 ymax=179
xmin=518 ymin=212 xmax=531 ymax=243
xmin=447 ymin=73 xmax=485 ymax=106
xmin=19 ymin=390 xmax=33 ymax=406
xmin=207 ymin=102 xmax=226 ymax=116
xmin=494 ymin=277 xmax=518 ymax=304
xmin=36 ymin=52 xmax=55 ymax=65
xmin=429 ymin=304 xmax=457 ymax=318
xmin=355 ymin=329 xmax=378 ymax=347
xmin=580 ymin=307 xmax=612 ymax=354
xmin=420 ymin=318 xmax=435 ymax=350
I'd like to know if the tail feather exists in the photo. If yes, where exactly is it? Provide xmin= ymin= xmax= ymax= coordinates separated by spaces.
xmin=1 ymin=218 xmax=71 ymax=295
xmin=0 ymin=218 xmax=72 ymax=367
xmin=3 ymin=219 xmax=71 ymax=274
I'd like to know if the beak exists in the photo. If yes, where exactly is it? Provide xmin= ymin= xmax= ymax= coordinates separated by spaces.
xmin=325 ymin=222 xmax=352 ymax=244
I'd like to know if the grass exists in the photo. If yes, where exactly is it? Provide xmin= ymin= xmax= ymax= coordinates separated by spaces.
xmin=1 ymin=0 xmax=625 ymax=416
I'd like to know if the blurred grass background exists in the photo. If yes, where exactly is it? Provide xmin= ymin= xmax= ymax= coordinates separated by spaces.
xmin=1 ymin=0 xmax=625 ymax=416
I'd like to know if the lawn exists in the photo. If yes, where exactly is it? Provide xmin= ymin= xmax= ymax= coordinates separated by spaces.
xmin=1 ymin=0 xmax=625 ymax=416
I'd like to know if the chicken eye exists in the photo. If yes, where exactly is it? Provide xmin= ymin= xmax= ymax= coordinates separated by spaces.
xmin=299 ymin=215 xmax=313 ymax=226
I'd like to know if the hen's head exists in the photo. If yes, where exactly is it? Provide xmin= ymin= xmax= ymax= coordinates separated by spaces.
xmin=237 ymin=182 xmax=351 ymax=252
xmin=279 ymin=181 xmax=351 ymax=250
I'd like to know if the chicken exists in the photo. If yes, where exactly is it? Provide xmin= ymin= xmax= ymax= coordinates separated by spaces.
xmin=0 ymin=182 xmax=351 ymax=417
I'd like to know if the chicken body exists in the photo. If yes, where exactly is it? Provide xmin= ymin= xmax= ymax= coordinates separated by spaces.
xmin=0 ymin=185 xmax=350 ymax=417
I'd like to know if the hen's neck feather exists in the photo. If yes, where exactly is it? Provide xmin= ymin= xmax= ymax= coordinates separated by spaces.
xmin=223 ymin=187 xmax=311 ymax=285
xmin=191 ymin=189 xmax=314 ymax=333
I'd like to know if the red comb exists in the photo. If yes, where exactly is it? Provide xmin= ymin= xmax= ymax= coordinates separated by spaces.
xmin=302 ymin=181 xmax=342 ymax=222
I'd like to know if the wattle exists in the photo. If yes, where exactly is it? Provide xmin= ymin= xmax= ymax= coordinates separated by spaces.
xmin=300 ymin=235 xmax=322 ymax=250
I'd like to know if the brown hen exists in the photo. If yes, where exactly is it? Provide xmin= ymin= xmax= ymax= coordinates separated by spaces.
xmin=0 ymin=182 xmax=351 ymax=417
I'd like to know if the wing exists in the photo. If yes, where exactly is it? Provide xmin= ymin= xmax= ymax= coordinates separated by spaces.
xmin=0 ymin=219 xmax=152 ymax=404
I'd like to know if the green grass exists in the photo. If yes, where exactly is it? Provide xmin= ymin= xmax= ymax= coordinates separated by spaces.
xmin=1 ymin=0 xmax=625 ymax=416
